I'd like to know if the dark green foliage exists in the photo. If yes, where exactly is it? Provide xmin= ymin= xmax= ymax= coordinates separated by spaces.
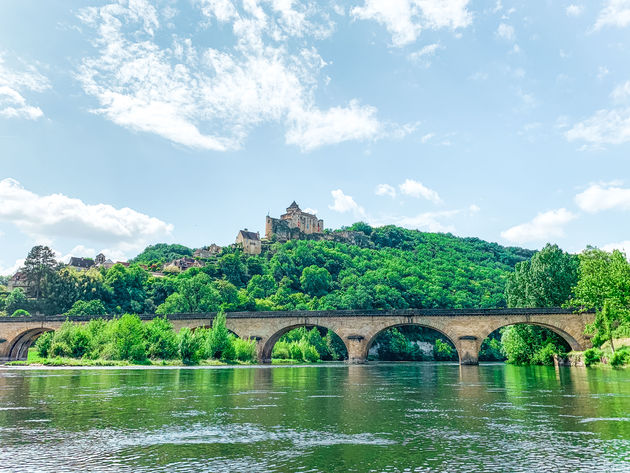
xmin=110 ymin=314 xmax=147 ymax=362
xmin=370 ymin=326 xmax=456 ymax=361
xmin=273 ymin=326 xmax=347 ymax=361
xmin=131 ymin=243 xmax=193 ymax=265
xmin=300 ymin=266 xmax=332 ymax=297
xmin=23 ymin=245 xmax=57 ymax=300
xmin=479 ymin=333 xmax=505 ymax=361
xmin=583 ymin=347 xmax=603 ymax=367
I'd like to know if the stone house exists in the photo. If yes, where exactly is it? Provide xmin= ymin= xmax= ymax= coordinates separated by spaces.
xmin=194 ymin=244 xmax=222 ymax=259
xmin=236 ymin=230 xmax=261 ymax=255
xmin=7 ymin=271 xmax=29 ymax=292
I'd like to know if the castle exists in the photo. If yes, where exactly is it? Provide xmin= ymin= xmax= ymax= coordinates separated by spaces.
xmin=265 ymin=201 xmax=324 ymax=242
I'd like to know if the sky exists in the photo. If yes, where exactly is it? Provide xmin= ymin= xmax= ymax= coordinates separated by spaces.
xmin=1 ymin=0 xmax=630 ymax=274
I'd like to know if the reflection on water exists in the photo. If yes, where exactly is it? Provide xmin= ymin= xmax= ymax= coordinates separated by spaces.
xmin=0 ymin=363 xmax=629 ymax=473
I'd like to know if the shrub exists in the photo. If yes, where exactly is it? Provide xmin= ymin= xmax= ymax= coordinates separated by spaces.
xmin=11 ymin=309 xmax=30 ymax=317
xmin=531 ymin=343 xmax=558 ymax=366
xmin=111 ymin=314 xmax=147 ymax=362
xmin=178 ymin=327 xmax=202 ymax=364
xmin=583 ymin=347 xmax=603 ymax=367
xmin=144 ymin=317 xmax=178 ymax=359
xmin=35 ymin=331 xmax=54 ymax=357
xmin=272 ymin=341 xmax=291 ymax=359
xmin=50 ymin=341 xmax=71 ymax=357
xmin=233 ymin=337 xmax=257 ymax=362
xmin=610 ymin=347 xmax=630 ymax=368
xmin=289 ymin=341 xmax=304 ymax=361
xmin=434 ymin=339 xmax=456 ymax=361
xmin=205 ymin=311 xmax=232 ymax=359
xmin=302 ymin=343 xmax=320 ymax=362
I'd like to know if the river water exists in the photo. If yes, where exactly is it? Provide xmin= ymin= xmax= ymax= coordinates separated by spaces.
xmin=0 ymin=363 xmax=629 ymax=473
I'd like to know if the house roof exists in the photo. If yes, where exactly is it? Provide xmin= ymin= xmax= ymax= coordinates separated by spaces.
xmin=286 ymin=201 xmax=300 ymax=211
xmin=239 ymin=230 xmax=260 ymax=240
xmin=69 ymin=257 xmax=94 ymax=268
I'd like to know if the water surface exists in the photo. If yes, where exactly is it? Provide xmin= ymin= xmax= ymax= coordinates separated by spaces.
xmin=1 ymin=363 xmax=629 ymax=472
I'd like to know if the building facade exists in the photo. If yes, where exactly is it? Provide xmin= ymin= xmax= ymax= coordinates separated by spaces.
xmin=265 ymin=201 xmax=324 ymax=241
xmin=236 ymin=230 xmax=261 ymax=255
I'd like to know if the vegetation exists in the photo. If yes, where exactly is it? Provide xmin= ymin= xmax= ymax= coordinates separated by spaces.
xmin=272 ymin=327 xmax=347 ymax=362
xmin=32 ymin=313 xmax=257 ymax=365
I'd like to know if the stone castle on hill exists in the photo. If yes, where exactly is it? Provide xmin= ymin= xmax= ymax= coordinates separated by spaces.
xmin=235 ymin=201 xmax=371 ymax=255
xmin=265 ymin=201 xmax=324 ymax=242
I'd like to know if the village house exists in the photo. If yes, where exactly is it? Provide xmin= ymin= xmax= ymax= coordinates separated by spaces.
xmin=68 ymin=257 xmax=95 ymax=270
xmin=236 ymin=229 xmax=261 ymax=255
xmin=7 ymin=271 xmax=29 ymax=292
xmin=165 ymin=257 xmax=202 ymax=272
xmin=193 ymin=244 xmax=222 ymax=259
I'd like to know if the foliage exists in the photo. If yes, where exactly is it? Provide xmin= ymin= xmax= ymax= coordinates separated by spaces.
xmin=433 ymin=338 xmax=456 ymax=361
xmin=178 ymin=327 xmax=202 ymax=364
xmin=205 ymin=311 xmax=234 ymax=360
xmin=233 ymin=337 xmax=256 ymax=362
xmin=571 ymin=248 xmax=630 ymax=351
xmin=609 ymin=347 xmax=630 ymax=368
xmin=110 ymin=314 xmax=147 ymax=362
xmin=479 ymin=334 xmax=505 ymax=361
xmin=300 ymin=266 xmax=332 ymax=297
xmin=583 ymin=347 xmax=603 ymax=367
xmin=144 ymin=317 xmax=178 ymax=359
xmin=64 ymin=300 xmax=107 ymax=316
xmin=5 ymin=288 xmax=28 ymax=315
xmin=131 ymin=243 xmax=193 ymax=265
xmin=501 ymin=325 xmax=568 ymax=365
xmin=23 ymin=245 xmax=57 ymax=300
xmin=505 ymin=244 xmax=578 ymax=308
xmin=34 ymin=331 xmax=54 ymax=357
xmin=11 ymin=309 xmax=30 ymax=317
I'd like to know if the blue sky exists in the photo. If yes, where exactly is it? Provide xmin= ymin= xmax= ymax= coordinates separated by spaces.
xmin=1 ymin=0 xmax=630 ymax=274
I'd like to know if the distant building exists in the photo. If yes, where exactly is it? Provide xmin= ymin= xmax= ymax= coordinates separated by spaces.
xmin=265 ymin=201 xmax=324 ymax=242
xmin=194 ymin=244 xmax=222 ymax=259
xmin=68 ymin=257 xmax=94 ymax=270
xmin=94 ymin=253 xmax=115 ymax=269
xmin=7 ymin=271 xmax=29 ymax=292
xmin=236 ymin=229 xmax=261 ymax=255
xmin=166 ymin=257 xmax=202 ymax=271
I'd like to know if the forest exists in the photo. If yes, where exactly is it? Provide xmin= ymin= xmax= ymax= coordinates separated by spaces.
xmin=1 ymin=224 xmax=628 ymax=366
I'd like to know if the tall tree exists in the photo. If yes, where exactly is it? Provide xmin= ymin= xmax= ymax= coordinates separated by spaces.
xmin=571 ymin=247 xmax=630 ymax=352
xmin=505 ymin=243 xmax=579 ymax=308
xmin=23 ymin=245 xmax=57 ymax=301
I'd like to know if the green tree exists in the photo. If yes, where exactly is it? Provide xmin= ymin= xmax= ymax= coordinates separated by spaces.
xmin=5 ymin=288 xmax=28 ymax=314
xmin=64 ymin=300 xmax=107 ymax=316
xmin=571 ymin=248 xmax=630 ymax=351
xmin=178 ymin=327 xmax=202 ymax=364
xmin=110 ymin=314 xmax=147 ymax=362
xmin=205 ymin=311 xmax=234 ymax=360
xmin=505 ymin=243 xmax=578 ymax=308
xmin=144 ymin=317 xmax=178 ymax=359
xmin=300 ymin=266 xmax=332 ymax=297
xmin=23 ymin=245 xmax=57 ymax=300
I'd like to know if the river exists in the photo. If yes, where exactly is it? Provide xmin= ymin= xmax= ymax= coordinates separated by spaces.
xmin=0 ymin=363 xmax=629 ymax=472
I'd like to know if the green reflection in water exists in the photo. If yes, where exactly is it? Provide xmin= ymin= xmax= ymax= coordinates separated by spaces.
xmin=0 ymin=363 xmax=629 ymax=473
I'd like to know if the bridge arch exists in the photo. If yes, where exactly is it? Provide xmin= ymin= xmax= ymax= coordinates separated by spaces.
xmin=6 ymin=328 xmax=54 ymax=361
xmin=260 ymin=324 xmax=349 ymax=363
xmin=363 ymin=323 xmax=460 ymax=362
xmin=477 ymin=321 xmax=583 ymax=355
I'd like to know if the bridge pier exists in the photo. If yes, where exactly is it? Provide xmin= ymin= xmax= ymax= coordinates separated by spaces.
xmin=346 ymin=336 xmax=368 ymax=364
xmin=456 ymin=337 xmax=481 ymax=365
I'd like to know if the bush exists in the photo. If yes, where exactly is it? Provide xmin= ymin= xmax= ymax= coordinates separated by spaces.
xmin=35 ymin=331 xmax=54 ymax=357
xmin=144 ymin=317 xmax=178 ymax=359
xmin=531 ymin=343 xmax=558 ymax=366
xmin=111 ymin=314 xmax=147 ymax=362
xmin=11 ymin=309 xmax=30 ymax=317
xmin=583 ymin=347 xmax=603 ymax=367
xmin=272 ymin=341 xmax=290 ymax=359
xmin=205 ymin=311 xmax=232 ymax=360
xmin=178 ymin=327 xmax=202 ymax=364
xmin=434 ymin=339 xmax=456 ymax=361
xmin=50 ymin=341 xmax=71 ymax=357
xmin=610 ymin=347 xmax=630 ymax=368
xmin=302 ymin=343 xmax=320 ymax=362
xmin=64 ymin=300 xmax=107 ymax=317
xmin=233 ymin=337 xmax=257 ymax=362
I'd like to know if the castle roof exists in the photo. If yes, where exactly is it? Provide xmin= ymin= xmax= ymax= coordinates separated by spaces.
xmin=286 ymin=201 xmax=301 ymax=212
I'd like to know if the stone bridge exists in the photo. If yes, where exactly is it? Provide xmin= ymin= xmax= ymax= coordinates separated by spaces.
xmin=0 ymin=308 xmax=594 ymax=365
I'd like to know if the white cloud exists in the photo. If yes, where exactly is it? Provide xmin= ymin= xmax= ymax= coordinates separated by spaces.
xmin=329 ymin=189 xmax=366 ymax=217
xmin=420 ymin=132 xmax=435 ymax=143
xmin=566 ymin=5 xmax=584 ymax=17
xmin=611 ymin=81 xmax=630 ymax=102
xmin=398 ymin=179 xmax=442 ymax=203
xmin=575 ymin=183 xmax=630 ymax=213
xmin=0 ymin=54 xmax=50 ymax=120
xmin=77 ymin=0 xmax=405 ymax=152
xmin=303 ymin=207 xmax=318 ymax=215
xmin=375 ymin=184 xmax=396 ymax=198
xmin=469 ymin=204 xmax=480 ymax=213
xmin=602 ymin=240 xmax=630 ymax=259
xmin=407 ymin=43 xmax=441 ymax=65
xmin=496 ymin=23 xmax=515 ymax=41
xmin=597 ymin=66 xmax=609 ymax=80
xmin=500 ymin=208 xmax=577 ymax=244
xmin=370 ymin=210 xmax=459 ymax=232
xmin=0 ymin=258 xmax=24 ymax=277
xmin=566 ymin=108 xmax=630 ymax=146
xmin=351 ymin=0 xmax=472 ymax=47
xmin=594 ymin=0 xmax=630 ymax=30
xmin=0 ymin=178 xmax=173 ymax=259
